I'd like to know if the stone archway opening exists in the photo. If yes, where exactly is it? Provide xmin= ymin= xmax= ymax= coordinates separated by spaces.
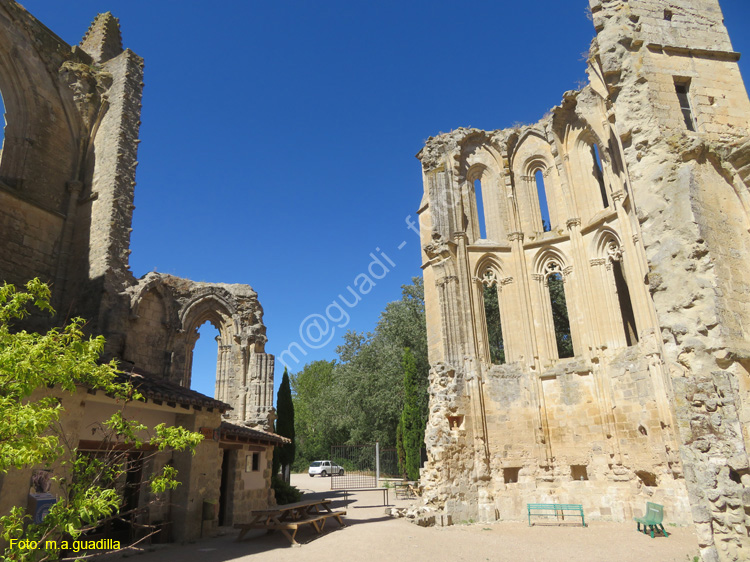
xmin=190 ymin=320 xmax=221 ymax=398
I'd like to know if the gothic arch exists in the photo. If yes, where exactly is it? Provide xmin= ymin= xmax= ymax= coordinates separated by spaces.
xmin=591 ymin=227 xmax=623 ymax=258
xmin=180 ymin=292 xmax=237 ymax=335
xmin=473 ymin=253 xmax=510 ymax=365
xmin=459 ymin=141 xmax=509 ymax=242
xmin=591 ymin=230 xmax=639 ymax=347
xmin=511 ymin=131 xmax=564 ymax=234
xmin=565 ymin=125 xmax=613 ymax=223
xmin=532 ymin=247 xmax=571 ymax=279
xmin=474 ymin=253 xmax=506 ymax=283
xmin=178 ymin=292 xmax=239 ymax=391
xmin=531 ymin=248 xmax=577 ymax=360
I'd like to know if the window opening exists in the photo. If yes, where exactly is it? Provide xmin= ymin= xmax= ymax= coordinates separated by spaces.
xmin=191 ymin=322 xmax=220 ymax=397
xmin=535 ymin=170 xmax=551 ymax=232
xmin=674 ymin=80 xmax=696 ymax=131
xmin=219 ymin=450 xmax=234 ymax=526
xmin=612 ymin=259 xmax=638 ymax=345
xmin=571 ymin=465 xmax=589 ymax=481
xmin=474 ymin=179 xmax=487 ymax=239
xmin=545 ymin=263 xmax=573 ymax=358
xmin=482 ymin=271 xmax=505 ymax=365
xmin=591 ymin=144 xmax=609 ymax=208
xmin=503 ymin=467 xmax=521 ymax=484
xmin=251 ymin=452 xmax=260 ymax=472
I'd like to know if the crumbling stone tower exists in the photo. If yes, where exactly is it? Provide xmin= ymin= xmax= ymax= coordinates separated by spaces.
xmin=416 ymin=1 xmax=750 ymax=560
xmin=0 ymin=1 xmax=274 ymax=428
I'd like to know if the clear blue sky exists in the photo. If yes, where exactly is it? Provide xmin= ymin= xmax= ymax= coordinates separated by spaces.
xmin=17 ymin=1 xmax=750 ymax=401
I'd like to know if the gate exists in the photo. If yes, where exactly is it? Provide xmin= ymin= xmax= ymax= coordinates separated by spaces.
xmin=330 ymin=443 xmax=378 ymax=490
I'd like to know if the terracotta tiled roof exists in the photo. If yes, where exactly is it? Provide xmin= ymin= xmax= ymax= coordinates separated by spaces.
xmin=116 ymin=369 xmax=231 ymax=411
xmin=220 ymin=421 xmax=291 ymax=445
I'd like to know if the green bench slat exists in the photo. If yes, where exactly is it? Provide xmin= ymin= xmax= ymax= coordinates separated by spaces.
xmin=527 ymin=503 xmax=586 ymax=527
xmin=634 ymin=502 xmax=669 ymax=538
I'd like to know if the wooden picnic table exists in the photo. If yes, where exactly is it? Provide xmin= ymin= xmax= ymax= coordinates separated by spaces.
xmin=235 ymin=498 xmax=346 ymax=546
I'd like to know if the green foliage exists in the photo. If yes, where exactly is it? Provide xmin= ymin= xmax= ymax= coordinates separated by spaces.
xmin=0 ymin=280 xmax=134 ymax=473
xmin=482 ymin=284 xmax=505 ymax=365
xmin=273 ymin=368 xmax=295 ymax=480
xmin=290 ymin=360 xmax=344 ymax=471
xmin=395 ymin=418 xmax=406 ymax=479
xmin=291 ymin=278 xmax=428 ymax=470
xmin=0 ymin=280 xmax=203 ymax=562
xmin=271 ymin=475 xmax=301 ymax=505
xmin=400 ymin=348 xmax=423 ymax=481
xmin=548 ymin=273 xmax=574 ymax=358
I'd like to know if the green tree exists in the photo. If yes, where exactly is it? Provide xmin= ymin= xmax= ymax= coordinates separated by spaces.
xmin=333 ymin=278 xmax=429 ymax=448
xmin=395 ymin=418 xmax=406 ymax=479
xmin=289 ymin=278 xmax=429 ymax=473
xmin=400 ymin=347 xmax=423 ymax=481
xmin=548 ymin=273 xmax=573 ymax=358
xmin=290 ymin=360 xmax=347 ymax=470
xmin=273 ymin=368 xmax=295 ymax=483
xmin=0 ymin=280 xmax=202 ymax=562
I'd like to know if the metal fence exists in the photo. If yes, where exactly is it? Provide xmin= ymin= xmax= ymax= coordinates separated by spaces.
xmin=330 ymin=444 xmax=377 ymax=490
xmin=379 ymin=448 xmax=400 ymax=479
xmin=329 ymin=443 xmax=427 ymax=489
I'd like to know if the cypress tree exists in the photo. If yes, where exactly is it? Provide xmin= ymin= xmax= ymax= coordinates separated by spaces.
xmin=273 ymin=368 xmax=296 ymax=483
xmin=401 ymin=348 xmax=423 ymax=481
xmin=396 ymin=418 xmax=406 ymax=479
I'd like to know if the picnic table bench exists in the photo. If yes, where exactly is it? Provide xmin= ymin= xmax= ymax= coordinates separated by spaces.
xmin=235 ymin=498 xmax=346 ymax=546
xmin=341 ymin=487 xmax=389 ymax=506
xmin=635 ymin=502 xmax=669 ymax=538
xmin=527 ymin=503 xmax=586 ymax=527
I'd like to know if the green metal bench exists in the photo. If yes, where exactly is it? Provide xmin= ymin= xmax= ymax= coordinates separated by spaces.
xmin=634 ymin=502 xmax=669 ymax=538
xmin=527 ymin=503 xmax=586 ymax=527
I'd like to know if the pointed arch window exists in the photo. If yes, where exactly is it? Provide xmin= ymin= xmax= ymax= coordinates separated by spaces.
xmin=607 ymin=241 xmax=638 ymax=345
xmin=474 ymin=178 xmax=487 ymax=239
xmin=544 ymin=260 xmax=573 ymax=358
xmin=591 ymin=144 xmax=609 ymax=208
xmin=535 ymin=169 xmax=551 ymax=232
xmin=481 ymin=269 xmax=505 ymax=365
xmin=190 ymin=321 xmax=221 ymax=397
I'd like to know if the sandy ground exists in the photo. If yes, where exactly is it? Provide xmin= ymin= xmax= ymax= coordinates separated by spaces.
xmin=125 ymin=474 xmax=700 ymax=562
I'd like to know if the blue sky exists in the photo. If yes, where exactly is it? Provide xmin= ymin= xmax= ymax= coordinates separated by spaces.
xmin=17 ymin=0 xmax=750 ymax=400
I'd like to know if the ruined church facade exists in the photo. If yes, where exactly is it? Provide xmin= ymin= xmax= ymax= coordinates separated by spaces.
xmin=0 ymin=1 xmax=274 ymax=428
xmin=417 ymin=1 xmax=750 ymax=560
xmin=0 ymin=0 xmax=279 ymax=542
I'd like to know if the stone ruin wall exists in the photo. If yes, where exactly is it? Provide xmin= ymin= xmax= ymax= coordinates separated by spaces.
xmin=417 ymin=1 xmax=750 ymax=560
xmin=0 ymin=1 xmax=274 ymax=428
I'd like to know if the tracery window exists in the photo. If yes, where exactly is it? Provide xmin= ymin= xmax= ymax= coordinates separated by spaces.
xmin=535 ymin=169 xmax=551 ymax=232
xmin=481 ymin=269 xmax=505 ymax=364
xmin=607 ymin=241 xmax=638 ymax=345
xmin=590 ymin=143 xmax=609 ymax=208
xmin=543 ymin=260 xmax=573 ymax=358
xmin=474 ymin=178 xmax=487 ymax=239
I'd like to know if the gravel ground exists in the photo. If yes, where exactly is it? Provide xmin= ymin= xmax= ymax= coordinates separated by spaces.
xmin=124 ymin=473 xmax=700 ymax=562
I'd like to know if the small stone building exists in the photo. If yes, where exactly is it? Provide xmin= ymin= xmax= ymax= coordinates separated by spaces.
xmin=0 ymin=1 xmax=281 ymax=544
xmin=416 ymin=1 xmax=750 ymax=561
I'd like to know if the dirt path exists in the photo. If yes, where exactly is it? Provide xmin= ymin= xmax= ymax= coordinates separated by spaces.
xmin=129 ymin=473 xmax=699 ymax=562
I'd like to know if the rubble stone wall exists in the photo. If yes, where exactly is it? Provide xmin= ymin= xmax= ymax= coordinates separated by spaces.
xmin=0 ymin=1 xmax=278 ymax=545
